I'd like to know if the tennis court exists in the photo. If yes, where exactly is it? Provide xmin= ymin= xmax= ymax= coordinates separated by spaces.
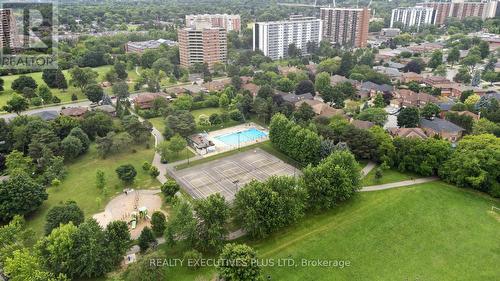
xmin=172 ymin=148 xmax=298 ymax=201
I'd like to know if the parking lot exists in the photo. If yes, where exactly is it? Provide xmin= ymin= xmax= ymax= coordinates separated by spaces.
xmin=172 ymin=148 xmax=297 ymax=201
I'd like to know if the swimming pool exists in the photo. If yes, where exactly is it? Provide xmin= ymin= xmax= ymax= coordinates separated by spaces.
xmin=215 ymin=128 xmax=268 ymax=146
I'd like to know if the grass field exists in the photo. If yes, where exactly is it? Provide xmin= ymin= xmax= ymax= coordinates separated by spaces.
xmin=25 ymin=138 xmax=160 ymax=238
xmin=0 ymin=65 xmax=138 ymax=110
xmin=361 ymin=167 xmax=419 ymax=186
xmin=154 ymin=181 xmax=500 ymax=281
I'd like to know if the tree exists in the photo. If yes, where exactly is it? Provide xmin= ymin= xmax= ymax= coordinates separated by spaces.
xmin=445 ymin=112 xmax=473 ymax=133
xmin=397 ymin=107 xmax=420 ymax=127
xmin=38 ymin=85 xmax=53 ymax=104
xmin=464 ymin=94 xmax=480 ymax=106
xmin=0 ymin=77 xmax=4 ymax=92
xmin=81 ymin=111 xmax=114 ymax=140
xmin=104 ymin=221 xmax=130 ymax=264
xmin=439 ymin=134 xmax=499 ymax=197
xmin=472 ymin=118 xmax=500 ymax=137
xmin=61 ymin=135 xmax=83 ymax=160
xmin=68 ymin=128 xmax=90 ymax=153
xmin=217 ymin=243 xmax=261 ymax=281
xmin=112 ymin=82 xmax=129 ymax=100
xmin=295 ymin=80 xmax=315 ymax=95
xmin=11 ymin=75 xmax=37 ymax=93
xmin=151 ymin=211 xmax=166 ymax=237
xmin=301 ymin=150 xmax=361 ymax=210
xmin=115 ymin=164 xmax=137 ymax=185
xmin=122 ymin=115 xmax=152 ymax=144
xmin=317 ymin=58 xmax=340 ymax=75
xmin=67 ymin=219 xmax=113 ymax=278
xmin=420 ymin=102 xmax=441 ymax=119
xmin=165 ymin=200 xmax=196 ymax=247
xmin=339 ymin=52 xmax=354 ymax=76
xmin=393 ymin=137 xmax=452 ymax=176
xmin=165 ymin=111 xmax=196 ymax=137
xmin=45 ymin=201 xmax=84 ymax=235
xmin=194 ymin=193 xmax=230 ymax=252
xmin=341 ymin=126 xmax=378 ymax=160
xmin=3 ymin=95 xmax=29 ymax=115
xmin=287 ymin=43 xmax=301 ymax=58
xmin=428 ymin=50 xmax=443 ymax=69
xmin=42 ymin=69 xmax=67 ymax=89
xmin=231 ymin=76 xmax=242 ymax=90
xmin=161 ymin=179 xmax=180 ymax=199
xmin=219 ymin=93 xmax=230 ymax=109
xmin=482 ymin=71 xmax=498 ymax=85
xmin=314 ymin=72 xmax=331 ymax=96
xmin=0 ymin=171 xmax=47 ymax=221
xmin=356 ymin=108 xmax=388 ymax=126
xmin=84 ymin=84 xmax=104 ymax=103
xmin=69 ymin=67 xmax=98 ymax=91
xmin=447 ymin=47 xmax=460 ymax=66
xmin=404 ymin=59 xmax=424 ymax=74
xmin=114 ymin=61 xmax=128 ymax=80
xmin=373 ymin=93 xmax=385 ymax=108
xmin=256 ymin=84 xmax=273 ymax=99
xmin=276 ymin=77 xmax=294 ymax=92
xmin=149 ymin=166 xmax=159 ymax=178
xmin=95 ymin=169 xmax=106 ymax=190
xmin=293 ymin=102 xmax=316 ymax=123
xmin=478 ymin=40 xmax=490 ymax=59
xmin=138 ymin=226 xmax=156 ymax=252
xmin=234 ymin=176 xmax=305 ymax=238
xmin=433 ymin=64 xmax=447 ymax=77
xmin=168 ymin=134 xmax=187 ymax=156
xmin=37 ymin=222 xmax=78 ymax=276
xmin=4 ymin=248 xmax=69 ymax=281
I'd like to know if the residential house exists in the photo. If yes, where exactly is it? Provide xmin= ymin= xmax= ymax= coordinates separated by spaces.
xmin=408 ymin=43 xmax=443 ymax=53
xmin=350 ymin=119 xmax=375 ymax=129
xmin=422 ymin=76 xmax=461 ymax=98
xmin=420 ymin=118 xmax=465 ymax=142
xmin=448 ymin=110 xmax=480 ymax=120
xmin=399 ymin=72 xmax=423 ymax=83
xmin=182 ymin=84 xmax=205 ymax=94
xmin=386 ymin=61 xmax=406 ymax=70
xmin=242 ymin=83 xmax=260 ymax=97
xmin=330 ymin=75 xmax=359 ymax=88
xmin=133 ymin=93 xmax=167 ymax=110
xmin=392 ymin=89 xmax=438 ymax=108
xmin=358 ymin=81 xmax=393 ymax=99
xmin=166 ymin=87 xmax=187 ymax=96
xmin=278 ymin=66 xmax=301 ymax=76
xmin=202 ymin=78 xmax=230 ymax=92
xmin=30 ymin=110 xmax=59 ymax=121
xmin=295 ymin=99 xmax=346 ymax=118
xmin=94 ymin=104 xmax=116 ymax=116
xmin=437 ymin=101 xmax=456 ymax=118
xmin=61 ymin=107 xmax=88 ymax=118
xmin=373 ymin=66 xmax=402 ymax=81
xmin=277 ymin=92 xmax=314 ymax=104
xmin=387 ymin=127 xmax=427 ymax=139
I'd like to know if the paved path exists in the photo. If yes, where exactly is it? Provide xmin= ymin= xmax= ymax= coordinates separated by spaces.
xmin=361 ymin=161 xmax=376 ymax=177
xmin=360 ymin=177 xmax=439 ymax=192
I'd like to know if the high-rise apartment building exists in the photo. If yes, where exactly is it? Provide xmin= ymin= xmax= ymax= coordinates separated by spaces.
xmin=418 ymin=0 xmax=499 ymax=25
xmin=0 ymin=9 xmax=18 ymax=49
xmin=390 ymin=7 xmax=436 ymax=29
xmin=178 ymin=27 xmax=227 ymax=70
xmin=185 ymin=14 xmax=241 ymax=32
xmin=253 ymin=16 xmax=322 ymax=60
xmin=320 ymin=7 xmax=370 ymax=48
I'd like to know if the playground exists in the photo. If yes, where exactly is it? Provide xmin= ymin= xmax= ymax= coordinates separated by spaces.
xmin=92 ymin=189 xmax=164 ymax=239
xmin=172 ymin=148 xmax=297 ymax=201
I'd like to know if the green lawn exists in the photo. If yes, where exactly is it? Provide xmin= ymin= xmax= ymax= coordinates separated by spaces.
xmin=0 ymin=65 xmax=138 ymax=110
xmin=362 ymin=167 xmax=419 ymax=186
xmin=148 ymin=117 xmax=166 ymax=134
xmin=154 ymin=181 xmax=500 ymax=281
xmin=25 ymin=138 xmax=160 ymax=238
xmin=190 ymin=107 xmax=223 ymax=120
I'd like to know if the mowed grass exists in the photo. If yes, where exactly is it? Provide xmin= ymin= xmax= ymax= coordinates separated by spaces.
xmin=0 ymin=65 xmax=138 ymax=109
xmin=361 ymin=167 xmax=419 ymax=186
xmin=155 ymin=181 xmax=500 ymax=281
xmin=25 ymin=138 xmax=160 ymax=238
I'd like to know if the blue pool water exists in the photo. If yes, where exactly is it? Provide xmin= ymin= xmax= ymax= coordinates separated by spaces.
xmin=215 ymin=128 xmax=268 ymax=146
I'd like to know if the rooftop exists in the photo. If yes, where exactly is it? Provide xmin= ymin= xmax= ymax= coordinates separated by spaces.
xmin=420 ymin=118 xmax=465 ymax=133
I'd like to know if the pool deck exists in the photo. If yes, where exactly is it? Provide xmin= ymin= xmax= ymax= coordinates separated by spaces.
xmin=204 ymin=123 xmax=269 ymax=157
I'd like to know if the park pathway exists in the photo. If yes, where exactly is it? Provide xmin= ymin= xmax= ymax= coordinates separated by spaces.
xmin=360 ymin=177 xmax=439 ymax=192
xmin=361 ymin=161 xmax=376 ymax=177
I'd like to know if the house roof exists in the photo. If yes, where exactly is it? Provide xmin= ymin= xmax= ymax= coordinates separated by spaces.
xmin=351 ymin=119 xmax=375 ymax=129
xmin=361 ymin=81 xmax=393 ymax=93
xmin=189 ymin=134 xmax=211 ymax=148
xmin=387 ymin=61 xmax=406 ymax=69
xmin=420 ymin=118 xmax=465 ymax=133
xmin=295 ymin=100 xmax=345 ymax=118
xmin=396 ymin=89 xmax=439 ymax=104
xmin=388 ymin=127 xmax=427 ymax=139
xmin=61 ymin=107 xmax=88 ymax=117
xmin=94 ymin=104 xmax=116 ymax=113
xmin=374 ymin=66 xmax=401 ymax=77
xmin=134 ymin=93 xmax=163 ymax=103
xmin=30 ymin=110 xmax=59 ymax=121
xmin=437 ymin=102 xmax=455 ymax=111
xmin=279 ymin=92 xmax=314 ymax=103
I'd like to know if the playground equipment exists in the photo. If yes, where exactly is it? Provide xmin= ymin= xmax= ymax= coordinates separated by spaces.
xmin=128 ymin=206 xmax=150 ymax=230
